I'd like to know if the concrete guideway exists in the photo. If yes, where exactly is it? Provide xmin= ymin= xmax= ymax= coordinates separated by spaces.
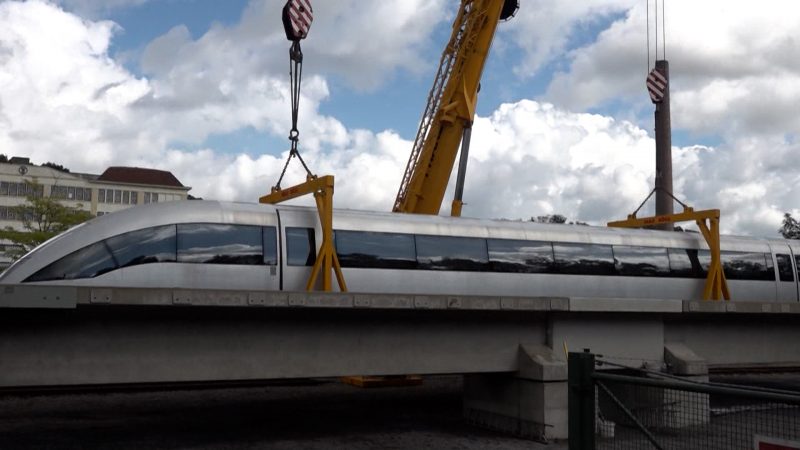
xmin=1 ymin=285 xmax=800 ymax=441
xmin=4 ymin=284 xmax=800 ymax=313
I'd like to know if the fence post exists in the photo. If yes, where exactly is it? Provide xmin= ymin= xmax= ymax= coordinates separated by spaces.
xmin=568 ymin=351 xmax=595 ymax=450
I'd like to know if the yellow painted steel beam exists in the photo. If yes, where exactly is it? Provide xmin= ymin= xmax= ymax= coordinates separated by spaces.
xmin=607 ymin=207 xmax=718 ymax=228
xmin=608 ymin=208 xmax=729 ymax=301
xmin=450 ymin=199 xmax=464 ymax=217
xmin=394 ymin=0 xmax=506 ymax=215
xmin=260 ymin=175 xmax=347 ymax=292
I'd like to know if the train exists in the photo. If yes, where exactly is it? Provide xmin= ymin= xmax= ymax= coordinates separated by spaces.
xmin=0 ymin=200 xmax=797 ymax=302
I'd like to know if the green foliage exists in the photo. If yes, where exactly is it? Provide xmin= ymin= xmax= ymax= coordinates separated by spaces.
xmin=780 ymin=213 xmax=800 ymax=239
xmin=0 ymin=181 xmax=92 ymax=259
xmin=0 ymin=154 xmax=7 ymax=163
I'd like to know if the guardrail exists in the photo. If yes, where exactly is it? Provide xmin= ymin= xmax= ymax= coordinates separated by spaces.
xmin=568 ymin=351 xmax=800 ymax=450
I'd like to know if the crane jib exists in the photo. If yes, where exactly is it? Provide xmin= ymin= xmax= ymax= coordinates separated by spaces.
xmin=393 ymin=0 xmax=516 ymax=215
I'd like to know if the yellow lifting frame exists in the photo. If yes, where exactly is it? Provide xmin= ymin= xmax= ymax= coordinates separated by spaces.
xmin=607 ymin=207 xmax=730 ymax=301
xmin=259 ymin=175 xmax=347 ymax=292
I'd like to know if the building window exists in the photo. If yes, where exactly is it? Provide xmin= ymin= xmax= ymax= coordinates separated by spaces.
xmin=143 ymin=192 xmax=160 ymax=204
xmin=123 ymin=191 xmax=130 ymax=204
xmin=0 ymin=206 xmax=13 ymax=220
xmin=98 ymin=189 xmax=106 ymax=203
xmin=114 ymin=190 xmax=121 ymax=203
xmin=131 ymin=192 xmax=138 ymax=204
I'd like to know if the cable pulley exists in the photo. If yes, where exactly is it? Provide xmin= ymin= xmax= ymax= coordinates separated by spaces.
xmin=274 ymin=0 xmax=315 ymax=191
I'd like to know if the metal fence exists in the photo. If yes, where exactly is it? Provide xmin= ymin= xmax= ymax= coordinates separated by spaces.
xmin=568 ymin=351 xmax=800 ymax=450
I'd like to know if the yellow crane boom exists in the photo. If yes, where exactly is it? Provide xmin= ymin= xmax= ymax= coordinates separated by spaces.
xmin=393 ymin=0 xmax=518 ymax=215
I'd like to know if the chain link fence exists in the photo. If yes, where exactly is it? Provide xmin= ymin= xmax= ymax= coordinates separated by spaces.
xmin=569 ymin=351 xmax=800 ymax=450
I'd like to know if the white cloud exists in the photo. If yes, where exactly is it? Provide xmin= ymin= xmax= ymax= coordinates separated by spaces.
xmin=541 ymin=0 xmax=800 ymax=139
xmin=503 ymin=0 xmax=638 ymax=77
xmin=0 ymin=0 xmax=150 ymax=170
xmin=55 ymin=0 xmax=149 ymax=18
xmin=1 ymin=0 xmax=798 ymax=240
xmin=139 ymin=0 xmax=448 ymax=92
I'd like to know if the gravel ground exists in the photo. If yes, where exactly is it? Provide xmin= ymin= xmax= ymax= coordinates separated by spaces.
xmin=0 ymin=375 xmax=563 ymax=450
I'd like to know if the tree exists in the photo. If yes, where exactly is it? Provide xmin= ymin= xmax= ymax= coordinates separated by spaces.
xmin=41 ymin=162 xmax=70 ymax=173
xmin=532 ymin=214 xmax=567 ymax=224
xmin=0 ymin=181 xmax=92 ymax=260
xmin=780 ymin=213 xmax=800 ymax=239
xmin=531 ymin=214 xmax=588 ymax=226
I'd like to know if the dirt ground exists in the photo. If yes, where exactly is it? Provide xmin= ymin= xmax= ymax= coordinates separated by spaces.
xmin=0 ymin=375 xmax=563 ymax=450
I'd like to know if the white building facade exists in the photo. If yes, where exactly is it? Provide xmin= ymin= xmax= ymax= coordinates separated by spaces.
xmin=0 ymin=157 xmax=191 ymax=268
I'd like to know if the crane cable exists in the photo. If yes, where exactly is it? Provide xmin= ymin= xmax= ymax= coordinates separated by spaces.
xmin=274 ymin=0 xmax=315 ymax=191
xmin=646 ymin=0 xmax=667 ymax=71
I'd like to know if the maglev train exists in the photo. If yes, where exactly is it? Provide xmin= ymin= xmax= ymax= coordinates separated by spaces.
xmin=1 ymin=200 xmax=798 ymax=302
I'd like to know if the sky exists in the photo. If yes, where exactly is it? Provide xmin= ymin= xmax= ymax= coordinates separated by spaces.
xmin=1 ymin=0 xmax=799 ymax=237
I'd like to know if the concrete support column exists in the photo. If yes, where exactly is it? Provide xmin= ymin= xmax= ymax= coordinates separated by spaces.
xmin=663 ymin=342 xmax=710 ymax=427
xmin=463 ymin=344 xmax=567 ymax=441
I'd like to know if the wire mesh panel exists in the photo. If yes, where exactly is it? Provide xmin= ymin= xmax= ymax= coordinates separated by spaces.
xmin=594 ymin=374 xmax=800 ymax=450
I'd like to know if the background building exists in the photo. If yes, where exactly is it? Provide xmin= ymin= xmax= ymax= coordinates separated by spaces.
xmin=0 ymin=156 xmax=191 ymax=268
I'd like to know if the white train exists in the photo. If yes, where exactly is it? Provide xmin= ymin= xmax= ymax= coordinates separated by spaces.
xmin=1 ymin=200 xmax=797 ymax=302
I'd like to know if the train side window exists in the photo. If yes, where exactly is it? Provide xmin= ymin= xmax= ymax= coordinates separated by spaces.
xmin=177 ymin=224 xmax=263 ymax=265
xmin=286 ymin=227 xmax=316 ymax=266
xmin=795 ymin=255 xmax=800 ymax=283
xmin=415 ymin=235 xmax=489 ymax=271
xmin=335 ymin=230 xmax=416 ymax=269
xmin=263 ymin=226 xmax=278 ymax=265
xmin=614 ymin=245 xmax=670 ymax=277
xmin=487 ymin=239 xmax=554 ymax=273
xmin=553 ymin=243 xmax=615 ymax=275
xmin=775 ymin=254 xmax=794 ymax=282
xmin=721 ymin=251 xmax=773 ymax=281
xmin=668 ymin=249 xmax=709 ymax=278
xmin=106 ymin=225 xmax=177 ymax=268
xmin=25 ymin=241 xmax=117 ymax=282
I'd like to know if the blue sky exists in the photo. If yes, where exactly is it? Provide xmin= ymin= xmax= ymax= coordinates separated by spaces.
xmin=2 ymin=0 xmax=800 ymax=237
xmin=100 ymin=1 xmax=656 ymax=149
xmin=109 ymin=0 xmax=250 ymax=55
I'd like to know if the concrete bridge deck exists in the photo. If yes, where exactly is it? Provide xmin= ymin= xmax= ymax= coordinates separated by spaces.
xmin=2 ymin=285 xmax=799 ymax=440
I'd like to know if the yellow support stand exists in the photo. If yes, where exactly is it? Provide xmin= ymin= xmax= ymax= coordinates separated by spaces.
xmin=608 ymin=207 xmax=730 ymax=301
xmin=260 ymin=175 xmax=347 ymax=292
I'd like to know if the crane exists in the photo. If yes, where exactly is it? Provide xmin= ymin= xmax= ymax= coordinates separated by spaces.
xmin=393 ymin=0 xmax=519 ymax=216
